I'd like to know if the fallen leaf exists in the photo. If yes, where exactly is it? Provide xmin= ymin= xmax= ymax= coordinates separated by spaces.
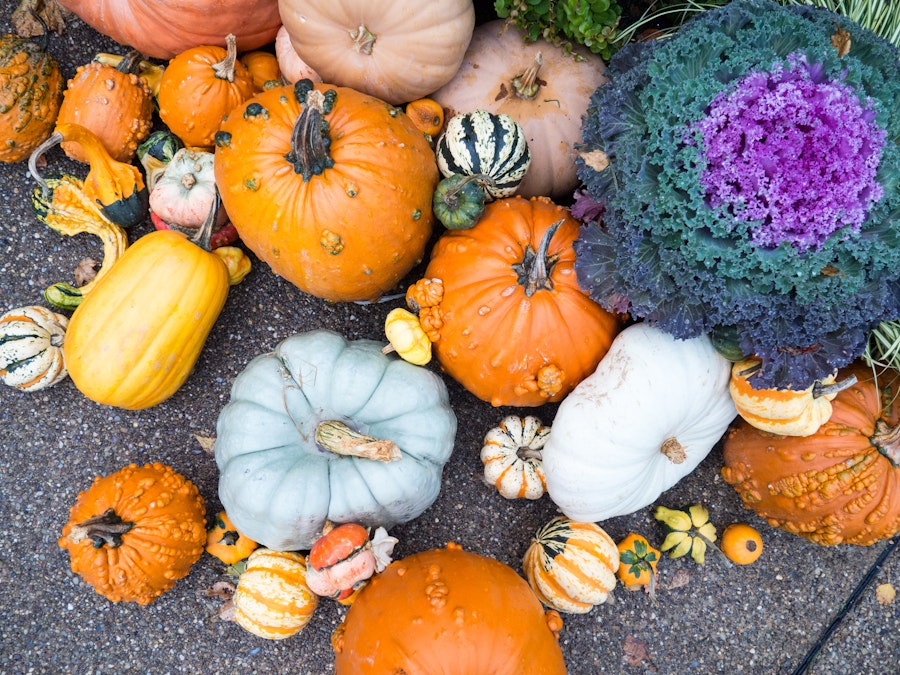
xmin=578 ymin=149 xmax=610 ymax=173
xmin=665 ymin=568 xmax=691 ymax=590
xmin=194 ymin=434 xmax=216 ymax=455
xmin=876 ymin=583 xmax=895 ymax=606
xmin=12 ymin=0 xmax=71 ymax=37
xmin=217 ymin=598 xmax=236 ymax=622
xmin=73 ymin=258 xmax=99 ymax=286
xmin=204 ymin=580 xmax=236 ymax=600
xmin=831 ymin=25 xmax=851 ymax=58
xmin=623 ymin=635 xmax=656 ymax=670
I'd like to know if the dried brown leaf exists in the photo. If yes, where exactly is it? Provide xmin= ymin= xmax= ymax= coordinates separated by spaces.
xmin=831 ymin=25 xmax=851 ymax=58
xmin=623 ymin=635 xmax=656 ymax=670
xmin=73 ymin=258 xmax=99 ymax=286
xmin=579 ymin=149 xmax=610 ymax=173
xmin=205 ymin=580 xmax=236 ymax=600
xmin=194 ymin=434 xmax=216 ymax=455
xmin=665 ymin=568 xmax=691 ymax=590
xmin=12 ymin=0 xmax=71 ymax=37
xmin=876 ymin=583 xmax=895 ymax=606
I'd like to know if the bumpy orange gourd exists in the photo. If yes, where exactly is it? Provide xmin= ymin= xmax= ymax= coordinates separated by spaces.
xmin=158 ymin=35 xmax=257 ymax=149
xmin=730 ymin=358 xmax=858 ymax=437
xmin=214 ymin=79 xmax=437 ymax=302
xmin=411 ymin=196 xmax=620 ymax=406
xmin=63 ymin=227 xmax=229 ymax=409
xmin=523 ymin=517 xmax=619 ymax=614
xmin=722 ymin=362 xmax=900 ymax=546
xmin=0 ymin=32 xmax=64 ymax=163
xmin=56 ymin=0 xmax=281 ymax=60
xmin=58 ymin=462 xmax=206 ymax=605
xmin=55 ymin=52 xmax=153 ymax=163
xmin=332 ymin=543 xmax=567 ymax=674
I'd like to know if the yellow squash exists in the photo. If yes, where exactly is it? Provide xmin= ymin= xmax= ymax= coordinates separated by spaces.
xmin=63 ymin=228 xmax=229 ymax=409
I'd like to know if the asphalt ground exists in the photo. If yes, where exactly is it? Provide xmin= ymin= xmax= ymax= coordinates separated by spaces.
xmin=0 ymin=3 xmax=897 ymax=674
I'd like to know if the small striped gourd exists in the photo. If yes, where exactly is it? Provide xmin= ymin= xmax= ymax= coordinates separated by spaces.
xmin=435 ymin=109 xmax=531 ymax=199
xmin=0 ymin=306 xmax=68 ymax=391
xmin=232 ymin=549 xmax=318 ymax=640
xmin=523 ymin=516 xmax=619 ymax=614
xmin=481 ymin=415 xmax=548 ymax=500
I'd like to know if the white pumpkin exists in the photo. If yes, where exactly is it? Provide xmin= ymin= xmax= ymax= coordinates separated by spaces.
xmin=149 ymin=148 xmax=228 ymax=230
xmin=543 ymin=323 xmax=737 ymax=522
xmin=481 ymin=415 xmax=548 ymax=500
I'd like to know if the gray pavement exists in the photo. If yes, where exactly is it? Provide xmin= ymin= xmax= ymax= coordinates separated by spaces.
xmin=0 ymin=5 xmax=897 ymax=674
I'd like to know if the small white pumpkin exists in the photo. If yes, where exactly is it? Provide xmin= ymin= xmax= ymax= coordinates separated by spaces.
xmin=481 ymin=415 xmax=548 ymax=500
xmin=149 ymin=148 xmax=227 ymax=230
xmin=0 ymin=306 xmax=68 ymax=391
xmin=543 ymin=323 xmax=737 ymax=522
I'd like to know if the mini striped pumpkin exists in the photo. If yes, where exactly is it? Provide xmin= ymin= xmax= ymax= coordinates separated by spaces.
xmin=0 ymin=306 xmax=68 ymax=391
xmin=232 ymin=548 xmax=318 ymax=640
xmin=523 ymin=516 xmax=619 ymax=614
xmin=435 ymin=109 xmax=531 ymax=199
xmin=481 ymin=415 xmax=548 ymax=500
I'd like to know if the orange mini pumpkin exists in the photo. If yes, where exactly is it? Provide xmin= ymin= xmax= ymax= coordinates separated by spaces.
xmin=410 ymin=196 xmax=620 ymax=406
xmin=58 ymin=462 xmax=206 ymax=604
xmin=720 ymin=523 xmax=764 ymax=565
xmin=158 ymin=34 xmax=257 ymax=149
xmin=723 ymin=362 xmax=900 ymax=546
xmin=332 ymin=543 xmax=567 ymax=674
xmin=405 ymin=98 xmax=444 ymax=138
xmin=206 ymin=511 xmax=258 ymax=565
xmin=214 ymin=79 xmax=438 ymax=302
xmin=616 ymin=533 xmax=660 ymax=599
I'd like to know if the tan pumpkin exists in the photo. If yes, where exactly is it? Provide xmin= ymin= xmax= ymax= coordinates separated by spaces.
xmin=523 ymin=516 xmax=619 ymax=614
xmin=231 ymin=548 xmax=318 ymax=639
xmin=56 ymin=0 xmax=282 ymax=60
xmin=730 ymin=358 xmax=857 ymax=437
xmin=278 ymin=0 xmax=475 ymax=105
xmin=55 ymin=52 xmax=154 ymax=163
xmin=274 ymin=25 xmax=322 ymax=84
xmin=430 ymin=20 xmax=609 ymax=200
xmin=0 ymin=31 xmax=64 ymax=163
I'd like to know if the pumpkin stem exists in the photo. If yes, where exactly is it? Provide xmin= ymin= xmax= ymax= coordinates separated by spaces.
xmin=116 ymin=50 xmax=144 ymax=76
xmin=512 ymin=52 xmax=544 ymax=100
xmin=660 ymin=437 xmax=687 ymax=464
xmin=736 ymin=361 xmax=762 ymax=378
xmin=515 ymin=220 xmax=562 ymax=297
xmin=28 ymin=9 xmax=51 ymax=52
xmin=27 ymin=130 xmax=62 ymax=195
xmin=285 ymin=80 xmax=337 ymax=181
xmin=438 ymin=173 xmax=494 ymax=207
xmin=315 ymin=420 xmax=402 ymax=462
xmin=697 ymin=532 xmax=734 ymax=568
xmin=350 ymin=25 xmax=377 ymax=55
xmin=212 ymin=34 xmax=240 ymax=82
xmin=870 ymin=419 xmax=900 ymax=466
xmin=517 ymin=446 xmax=543 ymax=462
xmin=812 ymin=374 xmax=858 ymax=399
xmin=66 ymin=508 xmax=134 ymax=549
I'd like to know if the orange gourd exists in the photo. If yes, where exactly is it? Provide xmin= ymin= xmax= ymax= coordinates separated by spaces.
xmin=616 ymin=533 xmax=660 ymax=599
xmin=56 ymin=0 xmax=281 ymax=60
xmin=720 ymin=523 xmax=764 ymax=565
xmin=158 ymin=35 xmax=257 ymax=149
xmin=239 ymin=50 xmax=282 ymax=90
xmin=409 ymin=195 xmax=620 ymax=406
xmin=331 ymin=543 xmax=567 ymax=674
xmin=722 ymin=362 xmax=900 ymax=546
xmin=58 ymin=462 xmax=206 ymax=605
xmin=214 ymin=79 xmax=438 ymax=302
xmin=405 ymin=98 xmax=444 ymax=138
xmin=55 ymin=51 xmax=153 ymax=163
xmin=206 ymin=511 xmax=258 ymax=565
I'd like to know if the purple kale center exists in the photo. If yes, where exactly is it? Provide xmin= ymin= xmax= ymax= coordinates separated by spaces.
xmin=697 ymin=56 xmax=885 ymax=251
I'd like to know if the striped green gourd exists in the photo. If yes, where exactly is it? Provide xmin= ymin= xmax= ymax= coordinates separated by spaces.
xmin=0 ymin=305 xmax=68 ymax=391
xmin=435 ymin=109 xmax=531 ymax=199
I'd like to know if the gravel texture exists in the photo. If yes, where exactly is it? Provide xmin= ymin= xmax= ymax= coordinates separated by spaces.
xmin=0 ymin=3 xmax=897 ymax=674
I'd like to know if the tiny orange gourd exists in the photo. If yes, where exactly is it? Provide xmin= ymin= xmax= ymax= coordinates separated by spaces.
xmin=206 ymin=511 xmax=258 ymax=565
xmin=405 ymin=98 xmax=445 ymax=138
xmin=616 ymin=533 xmax=660 ymax=599
xmin=720 ymin=523 xmax=764 ymax=565
xmin=239 ymin=50 xmax=282 ymax=90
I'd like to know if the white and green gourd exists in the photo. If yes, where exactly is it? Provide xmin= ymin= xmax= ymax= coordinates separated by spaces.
xmin=0 ymin=306 xmax=69 ymax=391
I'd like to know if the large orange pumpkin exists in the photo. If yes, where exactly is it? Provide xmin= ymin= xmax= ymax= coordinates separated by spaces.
xmin=331 ymin=543 xmax=567 ymax=674
xmin=214 ymin=79 xmax=438 ymax=302
xmin=722 ymin=362 xmax=900 ymax=546
xmin=409 ymin=196 xmax=620 ymax=407
xmin=57 ymin=0 xmax=281 ymax=60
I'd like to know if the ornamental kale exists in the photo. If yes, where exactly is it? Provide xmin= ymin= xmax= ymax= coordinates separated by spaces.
xmin=575 ymin=0 xmax=900 ymax=388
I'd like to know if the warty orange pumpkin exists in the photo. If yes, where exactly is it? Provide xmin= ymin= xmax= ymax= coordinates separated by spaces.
xmin=214 ymin=79 xmax=438 ymax=302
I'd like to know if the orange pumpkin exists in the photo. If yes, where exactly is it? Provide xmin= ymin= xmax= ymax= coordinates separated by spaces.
xmin=239 ymin=50 xmax=282 ymax=90
xmin=158 ymin=35 xmax=257 ymax=149
xmin=409 ymin=196 xmax=620 ymax=406
xmin=616 ymin=533 xmax=660 ymax=598
xmin=720 ymin=523 xmax=764 ymax=565
xmin=722 ymin=362 xmax=900 ymax=546
xmin=331 ymin=543 xmax=567 ymax=674
xmin=405 ymin=98 xmax=445 ymax=138
xmin=206 ymin=511 xmax=258 ymax=565
xmin=55 ymin=52 xmax=153 ymax=163
xmin=214 ymin=79 xmax=438 ymax=302
xmin=58 ymin=462 xmax=206 ymax=604
xmin=56 ymin=0 xmax=281 ymax=60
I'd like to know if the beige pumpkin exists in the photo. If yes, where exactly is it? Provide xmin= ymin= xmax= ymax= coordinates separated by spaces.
xmin=430 ymin=20 xmax=609 ymax=200
xmin=277 ymin=0 xmax=475 ymax=105
xmin=274 ymin=25 xmax=323 ymax=84
xmin=523 ymin=516 xmax=619 ymax=614
xmin=231 ymin=548 xmax=318 ymax=640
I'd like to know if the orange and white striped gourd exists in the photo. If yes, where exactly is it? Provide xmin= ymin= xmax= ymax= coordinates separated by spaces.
xmin=523 ymin=516 xmax=619 ymax=614
xmin=231 ymin=548 xmax=318 ymax=640
xmin=0 ymin=306 xmax=68 ymax=391
xmin=729 ymin=358 xmax=858 ymax=437
xmin=481 ymin=415 xmax=548 ymax=500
